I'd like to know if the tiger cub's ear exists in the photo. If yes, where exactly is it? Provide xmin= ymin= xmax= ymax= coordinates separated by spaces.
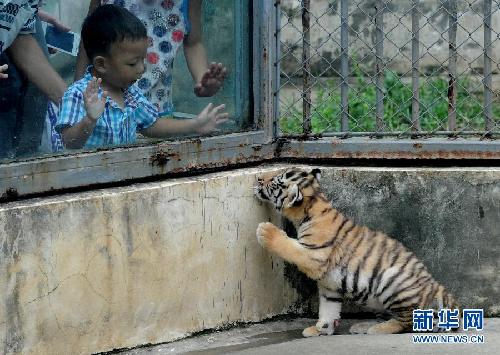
xmin=286 ymin=184 xmax=303 ymax=208
xmin=311 ymin=168 xmax=321 ymax=182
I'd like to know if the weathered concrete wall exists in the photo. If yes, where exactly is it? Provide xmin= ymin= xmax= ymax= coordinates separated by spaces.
xmin=0 ymin=168 xmax=306 ymax=355
xmin=318 ymin=166 xmax=500 ymax=315
xmin=0 ymin=165 xmax=499 ymax=354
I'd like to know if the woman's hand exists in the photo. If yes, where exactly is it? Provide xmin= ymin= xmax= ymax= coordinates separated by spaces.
xmin=194 ymin=62 xmax=227 ymax=97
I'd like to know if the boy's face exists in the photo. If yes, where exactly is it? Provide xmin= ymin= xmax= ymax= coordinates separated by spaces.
xmin=98 ymin=38 xmax=148 ymax=90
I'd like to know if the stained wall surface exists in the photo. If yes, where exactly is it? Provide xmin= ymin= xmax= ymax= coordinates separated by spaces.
xmin=0 ymin=167 xmax=304 ymax=355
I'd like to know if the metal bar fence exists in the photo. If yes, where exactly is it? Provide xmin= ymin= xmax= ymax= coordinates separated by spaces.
xmin=340 ymin=0 xmax=350 ymax=132
xmin=302 ymin=0 xmax=312 ymax=134
xmin=484 ymin=0 xmax=494 ymax=132
xmin=411 ymin=0 xmax=421 ymax=133
xmin=448 ymin=0 xmax=458 ymax=132
xmin=278 ymin=0 xmax=500 ymax=139
xmin=375 ymin=1 xmax=385 ymax=133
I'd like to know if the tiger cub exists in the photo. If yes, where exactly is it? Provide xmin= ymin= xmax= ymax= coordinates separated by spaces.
xmin=254 ymin=167 xmax=459 ymax=336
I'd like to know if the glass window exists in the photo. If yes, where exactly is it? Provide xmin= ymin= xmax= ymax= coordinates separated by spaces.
xmin=173 ymin=0 xmax=251 ymax=133
xmin=0 ymin=0 xmax=251 ymax=163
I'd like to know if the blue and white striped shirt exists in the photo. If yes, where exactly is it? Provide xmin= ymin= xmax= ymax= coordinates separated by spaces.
xmin=56 ymin=68 xmax=158 ymax=149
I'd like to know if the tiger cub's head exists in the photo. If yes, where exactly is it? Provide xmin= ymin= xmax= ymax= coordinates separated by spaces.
xmin=254 ymin=168 xmax=322 ymax=212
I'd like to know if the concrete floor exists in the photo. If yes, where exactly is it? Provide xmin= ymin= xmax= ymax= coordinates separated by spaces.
xmin=113 ymin=318 xmax=499 ymax=355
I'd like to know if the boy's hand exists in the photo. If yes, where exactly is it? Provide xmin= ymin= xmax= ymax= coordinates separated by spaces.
xmin=194 ymin=62 xmax=227 ymax=97
xmin=0 ymin=64 xmax=8 ymax=79
xmin=195 ymin=103 xmax=229 ymax=134
xmin=84 ymin=77 xmax=108 ymax=121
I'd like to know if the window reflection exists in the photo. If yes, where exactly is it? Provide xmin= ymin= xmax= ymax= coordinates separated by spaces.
xmin=0 ymin=0 xmax=249 ymax=162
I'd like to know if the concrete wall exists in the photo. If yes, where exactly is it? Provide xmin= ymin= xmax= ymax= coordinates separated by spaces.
xmin=0 ymin=167 xmax=306 ymax=355
xmin=318 ymin=167 xmax=500 ymax=315
xmin=0 ymin=165 xmax=499 ymax=354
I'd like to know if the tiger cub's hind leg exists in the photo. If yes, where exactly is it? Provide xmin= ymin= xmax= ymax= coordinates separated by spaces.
xmin=366 ymin=318 xmax=408 ymax=334
xmin=303 ymin=291 xmax=342 ymax=337
xmin=365 ymin=308 xmax=413 ymax=334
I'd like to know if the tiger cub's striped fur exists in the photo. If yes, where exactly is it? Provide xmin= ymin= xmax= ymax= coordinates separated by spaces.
xmin=254 ymin=168 xmax=458 ymax=336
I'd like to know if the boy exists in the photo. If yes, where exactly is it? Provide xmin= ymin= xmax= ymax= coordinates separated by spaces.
xmin=77 ymin=0 xmax=227 ymax=113
xmin=56 ymin=4 xmax=228 ymax=149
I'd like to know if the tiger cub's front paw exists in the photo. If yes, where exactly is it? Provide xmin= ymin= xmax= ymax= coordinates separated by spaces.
xmin=316 ymin=319 xmax=339 ymax=336
xmin=256 ymin=222 xmax=283 ymax=250
xmin=302 ymin=319 xmax=340 ymax=337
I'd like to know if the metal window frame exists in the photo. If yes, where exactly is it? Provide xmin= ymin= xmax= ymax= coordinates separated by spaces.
xmin=1 ymin=1 xmax=499 ymax=201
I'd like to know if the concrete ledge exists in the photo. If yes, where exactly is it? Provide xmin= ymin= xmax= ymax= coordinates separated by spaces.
xmin=1 ymin=165 xmax=499 ymax=354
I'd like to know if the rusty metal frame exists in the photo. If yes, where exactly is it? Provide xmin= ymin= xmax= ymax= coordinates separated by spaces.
xmin=254 ymin=0 xmax=280 ymax=141
xmin=278 ymin=137 xmax=500 ymax=160
xmin=0 ymin=132 xmax=274 ymax=199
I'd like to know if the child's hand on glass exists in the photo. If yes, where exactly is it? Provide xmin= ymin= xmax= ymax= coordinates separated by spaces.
xmin=84 ymin=77 xmax=108 ymax=121
xmin=0 ymin=64 xmax=8 ymax=79
xmin=194 ymin=103 xmax=229 ymax=134
xmin=194 ymin=62 xmax=227 ymax=97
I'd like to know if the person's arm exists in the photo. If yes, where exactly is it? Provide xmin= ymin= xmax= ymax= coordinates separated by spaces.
xmin=141 ymin=103 xmax=228 ymax=137
xmin=0 ymin=64 xmax=7 ymax=79
xmin=61 ymin=116 xmax=98 ymax=149
xmin=7 ymin=34 xmax=66 ymax=102
xmin=74 ymin=0 xmax=101 ymax=80
xmin=184 ymin=0 xmax=208 ymax=83
xmin=183 ymin=0 xmax=227 ymax=97
xmin=60 ymin=77 xmax=108 ymax=149
xmin=37 ymin=10 xmax=70 ymax=31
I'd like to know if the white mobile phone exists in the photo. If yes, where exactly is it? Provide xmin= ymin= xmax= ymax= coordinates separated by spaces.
xmin=42 ymin=22 xmax=80 ymax=56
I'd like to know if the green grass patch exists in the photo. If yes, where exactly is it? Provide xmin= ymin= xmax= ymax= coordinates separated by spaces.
xmin=280 ymin=71 xmax=499 ymax=134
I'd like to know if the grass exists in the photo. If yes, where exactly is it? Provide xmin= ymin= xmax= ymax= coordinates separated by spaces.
xmin=280 ymin=70 xmax=500 ymax=135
